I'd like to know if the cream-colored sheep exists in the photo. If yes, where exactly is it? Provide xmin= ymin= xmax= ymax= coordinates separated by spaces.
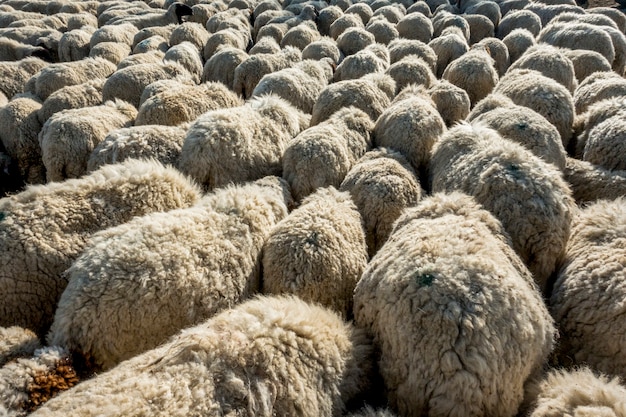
xmin=32 ymin=296 xmax=377 ymax=417
xmin=396 ymin=12 xmax=432 ymax=43
xmin=385 ymin=55 xmax=436 ymax=94
xmin=87 ymin=125 xmax=188 ymax=172
xmin=89 ymin=23 xmax=139 ymax=49
xmin=563 ymin=156 xmax=626 ymax=204
xmin=373 ymin=85 xmax=445 ymax=173
xmin=339 ymin=148 xmax=422 ymax=256
xmin=302 ymin=36 xmax=344 ymax=63
xmin=337 ymin=26 xmax=375 ymax=56
xmin=329 ymin=12 xmax=364 ymax=39
xmin=442 ymin=44 xmax=499 ymax=106
xmin=563 ymin=49 xmax=612 ymax=84
xmin=550 ymin=198 xmax=626 ymax=379
xmin=345 ymin=2 xmax=373 ymax=25
xmin=387 ymin=38 xmax=437 ymax=71
xmin=317 ymin=5 xmax=343 ymax=36
xmin=523 ymin=2 xmax=584 ymax=26
xmin=163 ymin=41 xmax=203 ymax=81
xmin=509 ymin=44 xmax=577 ymax=93
xmin=48 ymin=178 xmax=291 ymax=371
xmin=37 ymin=79 xmax=105 ymax=125
xmin=33 ymin=58 xmax=116 ymax=101
xmin=429 ymin=122 xmax=575 ymax=292
xmin=497 ymin=9 xmax=542 ymax=38
xmin=249 ymin=36 xmax=281 ymax=55
xmin=132 ymin=25 xmax=176 ymax=51
xmin=0 ymin=57 xmax=47 ymax=100
xmin=502 ymin=28 xmax=536 ymax=63
xmin=464 ymin=14 xmax=494 ymax=45
xmin=39 ymin=100 xmax=137 ymax=182
xmin=57 ymin=27 xmax=94 ymax=63
xmin=280 ymin=20 xmax=321 ymax=50
xmin=179 ymin=94 xmax=310 ymax=190
xmin=0 ymin=159 xmax=200 ymax=337
xmin=0 ymin=327 xmax=40 ymax=368
xmin=0 ymin=37 xmax=52 ymax=62
xmin=233 ymin=46 xmax=302 ymax=98
xmin=106 ymin=2 xmax=193 ymax=29
xmin=427 ymin=79 xmax=471 ymax=127
xmin=87 ymin=41 xmax=131 ymax=65
xmin=334 ymin=43 xmax=389 ymax=81
xmin=573 ymin=71 xmax=626 ymax=115
xmin=262 ymin=186 xmax=367 ymax=318
xmin=201 ymin=46 xmax=248 ymax=89
xmin=475 ymin=37 xmax=509 ymax=76
xmin=432 ymin=10 xmax=471 ymax=40
xmin=169 ymin=21 xmax=209 ymax=53
xmin=136 ymin=81 xmax=243 ymax=126
xmin=282 ymin=107 xmax=374 ymax=202
xmin=354 ymin=191 xmax=555 ymax=417
xmin=203 ymin=28 xmax=251 ymax=59
xmin=428 ymin=26 xmax=469 ymax=78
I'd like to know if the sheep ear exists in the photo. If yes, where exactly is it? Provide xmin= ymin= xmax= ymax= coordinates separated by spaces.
xmin=174 ymin=3 xmax=193 ymax=23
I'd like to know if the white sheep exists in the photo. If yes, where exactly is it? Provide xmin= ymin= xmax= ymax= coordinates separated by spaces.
xmin=302 ymin=36 xmax=344 ymax=63
xmin=336 ymin=26 xmax=376 ymax=56
xmin=106 ymin=2 xmax=193 ymax=29
xmin=203 ymin=28 xmax=251 ymax=60
xmin=132 ymin=35 xmax=169 ymax=55
xmin=501 ymin=28 xmax=536 ymax=63
xmin=334 ymin=43 xmax=389 ymax=81
xmin=201 ymin=46 xmax=248 ymax=89
xmin=339 ymin=148 xmax=422 ymax=256
xmin=262 ymin=186 xmax=367 ymax=318
xmin=31 ymin=296 xmax=377 ymax=417
xmin=563 ymin=49 xmax=612 ymax=84
xmin=169 ymin=21 xmax=209 ymax=52
xmin=87 ymin=125 xmax=189 ymax=172
xmin=282 ymin=106 xmax=373 ymax=202
xmin=47 ymin=177 xmax=291 ymax=371
xmin=396 ymin=12 xmax=432 ymax=43
xmin=317 ymin=5 xmax=344 ymax=36
xmin=233 ymin=46 xmax=302 ymax=98
xmin=385 ymin=55 xmax=436 ymax=94
xmin=0 ymin=57 xmax=47 ymax=100
xmin=329 ymin=12 xmax=364 ymax=39
xmin=345 ymin=3 xmax=372 ymax=24
xmin=280 ymin=20 xmax=321 ymax=50
xmin=179 ymin=94 xmax=310 ymax=190
xmin=249 ymin=36 xmax=281 ymax=54
xmin=136 ymin=81 xmax=243 ymax=126
xmin=497 ymin=9 xmax=542 ymax=38
xmin=373 ymin=85 xmax=445 ymax=173
xmin=310 ymin=73 xmax=395 ymax=125
xmin=365 ymin=16 xmax=399 ymax=45
xmin=550 ymin=198 xmax=626 ymax=379
xmin=89 ymin=23 xmax=138 ymax=49
xmin=507 ymin=44 xmax=577 ymax=94
xmin=428 ymin=26 xmax=469 ymax=78
xmin=39 ymin=99 xmax=137 ymax=182
xmin=252 ymin=58 xmax=334 ymax=113
xmin=442 ymin=44 xmax=499 ymax=106
xmin=132 ymin=25 xmax=176 ymax=51
xmin=0 ymin=158 xmax=201 ymax=337
xmin=523 ymin=2 xmax=584 ymax=26
xmin=0 ymin=37 xmax=53 ymax=62
xmin=37 ymin=79 xmax=105 ymax=125
xmin=464 ymin=14 xmax=494 ymax=45
xmin=563 ymin=156 xmax=626 ymax=204
xmin=573 ymin=71 xmax=626 ymax=115
xmin=353 ymin=191 xmax=555 ymax=417
xmin=387 ymin=38 xmax=437 ymax=71
xmin=57 ymin=27 xmax=95 ymax=63
xmin=88 ymin=41 xmax=131 ymax=65
xmin=590 ymin=6 xmax=626 ymax=32
xmin=427 ymin=79 xmax=471 ymax=127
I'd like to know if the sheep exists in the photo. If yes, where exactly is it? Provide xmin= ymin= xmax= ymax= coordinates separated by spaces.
xmin=206 ymin=7 xmax=250 ymax=33
xmin=493 ymin=68 xmax=574 ymax=149
xmin=233 ymin=47 xmax=302 ymax=98
xmin=280 ymin=20 xmax=321 ymax=50
xmin=525 ymin=368 xmax=626 ymax=417
xmin=337 ymin=26 xmax=376 ymax=56
xmin=169 ymin=21 xmax=209 ymax=52
xmin=385 ymin=56 xmax=436 ymax=94
xmin=251 ymin=58 xmax=334 ymax=114
xmin=262 ymin=186 xmax=367 ymax=318
xmin=466 ymin=92 xmax=516 ymax=120
xmin=474 ymin=37 xmax=509 ymax=76
xmin=0 ymin=37 xmax=52 ymax=62
xmin=429 ymin=122 xmax=575 ymax=292
xmin=551 ymin=10 xmax=620 ymax=30
xmin=507 ymin=44 xmax=576 ymax=94
xmin=432 ymin=11 xmax=471 ymax=40
xmin=311 ymin=73 xmax=395 ymax=126
xmin=0 ymin=95 xmax=44 ymax=185
xmin=550 ymin=198 xmax=626 ymax=378
xmin=39 ymin=100 xmax=137 ymax=182
xmin=590 ymin=6 xmax=626 ymax=33
xmin=334 ymin=43 xmax=389 ymax=81
xmin=472 ymin=104 xmax=567 ymax=170
xmin=253 ymin=0 xmax=282 ymax=20
xmin=0 ymin=327 xmax=41 ymax=368
xmin=0 ymin=346 xmax=79 ymax=416
xmin=523 ymin=2 xmax=584 ymax=26
xmin=537 ymin=21 xmax=615 ymax=70
xmin=406 ymin=1 xmax=432 ymax=16
xmin=87 ymin=41 xmax=131 ymax=65
xmin=461 ymin=0 xmax=502 ymax=28
xmin=163 ymin=41 xmax=203 ymax=81
xmin=116 ymin=50 xmax=166 ymax=69
xmin=329 ymin=12 xmax=364 ymax=39
xmin=57 ymin=27 xmax=95 ymax=63
xmin=249 ymin=36 xmax=281 ymax=54
xmin=97 ymin=2 xmax=152 ymax=27
xmin=282 ymin=107 xmax=373 ymax=202
xmin=395 ymin=12 xmax=432 ymax=43
xmin=0 ymin=57 xmax=47 ymax=100
xmin=372 ymin=4 xmax=405 ymax=23
xmin=364 ymin=16 xmax=398 ymax=45
xmin=187 ymin=3 xmax=226 ymax=27
xmin=102 ymin=61 xmax=195 ymax=108
xmin=89 ymin=23 xmax=139 ymax=49
xmin=31 ymin=295 xmax=376 ymax=416
xmin=497 ymin=0 xmax=530 ymax=11
xmin=427 ymin=79 xmax=471 ymax=127
xmin=339 ymin=148 xmax=421 ymax=257
xmin=563 ymin=156 xmax=626 ymax=204
xmin=302 ymin=36 xmax=343 ymax=63
xmin=87 ymin=125 xmax=188 ymax=172
xmin=387 ymin=38 xmax=437 ymax=71
xmin=317 ymin=5 xmax=343 ymax=36
xmin=442 ymin=44 xmax=498 ymax=107
xmin=203 ymin=28 xmax=251 ymax=60
xmin=562 ymin=49 xmax=611 ymax=84
xmin=496 ymin=9 xmax=542 ymax=39
xmin=501 ymin=28 xmax=536 ymax=64
xmin=428 ymin=26 xmax=469 ymax=78
xmin=132 ymin=35 xmax=169 ymax=55
xmin=573 ymin=71 xmax=626 ymax=115
xmin=37 ymin=79 xmax=105 ymax=125
xmin=463 ymin=14 xmax=494 ymax=45
xmin=345 ymin=2 xmax=373 ymax=24
xmin=373 ymin=86 xmax=445 ymax=177
xmin=33 ymin=58 xmax=116 ymax=101
xmin=353 ymin=191 xmax=556 ymax=417
xmin=47 ymin=177 xmax=291 ymax=371
xmin=132 ymin=25 xmax=177 ymax=51
xmin=179 ymin=95 xmax=309 ymax=190
xmin=201 ymin=46 xmax=247 ymax=89
xmin=0 ymin=159 xmax=201 ymax=337
xmin=106 ymin=2 xmax=193 ymax=29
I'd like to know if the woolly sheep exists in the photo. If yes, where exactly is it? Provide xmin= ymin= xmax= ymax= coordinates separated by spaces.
xmin=102 ymin=61 xmax=195 ymax=108
xmin=550 ymin=198 xmax=626 ymax=378
xmin=132 ymin=25 xmax=177 ymax=50
xmin=39 ymin=100 xmax=137 ymax=182
xmin=283 ymin=107 xmax=373 ymax=202
xmin=0 ymin=346 xmax=78 ymax=416
xmin=87 ymin=125 xmax=187 ymax=172
xmin=601 ymin=26 xmax=626 ymax=76
xmin=33 ymin=58 xmax=116 ymax=101
xmin=201 ymin=46 xmax=248 ymax=89
xmin=116 ymin=50 xmax=166 ymax=69
xmin=497 ymin=9 xmax=542 ymax=38
xmin=88 ymin=41 xmax=131 ymax=65
xmin=89 ymin=23 xmax=138 ymax=48
xmin=37 ymin=79 xmax=105 ymax=125
xmin=551 ymin=10 xmax=620 ymax=29
xmin=463 ymin=14 xmax=494 ymax=45
xmin=0 ymin=37 xmax=52 ymax=62
xmin=465 ymin=92 xmax=516 ymax=121
xmin=262 ymin=186 xmax=367 ymax=318
xmin=337 ymin=26 xmax=375 ymax=55
xmin=253 ymin=0 xmax=282 ymax=20
xmin=563 ymin=49 xmax=612 ymax=83
xmin=523 ymin=2 xmax=584 ymax=26
xmin=493 ymin=68 xmax=574 ymax=148
xmin=590 ymin=6 xmax=626 ymax=33
xmin=31 ymin=295 xmax=376 ymax=416
xmin=48 ymin=178 xmax=291 ymax=371
xmin=339 ymin=148 xmax=421 ymax=256
xmin=186 ymin=3 xmax=224 ymax=27
xmin=206 ymin=7 xmax=251 ymax=33
xmin=57 ymin=27 xmax=94 ymax=63
xmin=0 ymin=327 xmax=40 ymax=368
xmin=253 ymin=10 xmax=290 ymax=39
xmin=473 ymin=37 xmax=509 ymax=76
xmin=525 ymin=368 xmax=626 ymax=417
xmin=563 ymin=156 xmax=626 ymax=204
xmin=428 ymin=26 xmax=469 ymax=78
xmin=501 ymin=28 xmax=535 ymax=64
xmin=497 ymin=0 xmax=529 ymax=12
xmin=373 ymin=86 xmax=445 ymax=174
xmin=442 ymin=44 xmax=498 ymax=106
xmin=334 ymin=43 xmax=389 ymax=81
xmin=0 ymin=159 xmax=201 ymax=337
xmin=429 ymin=122 xmax=575 ymax=291
xmin=302 ymin=36 xmax=343 ymax=63
xmin=317 ymin=5 xmax=343 ymax=36
xmin=97 ymin=2 xmax=152 ymax=27
xmin=163 ymin=41 xmax=203 ymax=80
xmin=353 ymin=191 xmax=555 ymax=417
xmin=0 ymin=57 xmax=47 ymax=100
xmin=345 ymin=2 xmax=373 ymax=24
xmin=385 ymin=56 xmax=436 ymax=94
xmin=508 ymin=44 xmax=576 ymax=93
xmin=280 ymin=20 xmax=321 ymax=50
xmin=233 ymin=46 xmax=302 ymax=98
xmin=0 ymin=95 xmax=44 ymax=185
xmin=180 ymin=95 xmax=309 ymax=190
xmin=311 ymin=73 xmax=395 ymax=126
xmin=387 ymin=38 xmax=437 ymax=71
xmin=364 ymin=16 xmax=398 ymax=45
xmin=107 ymin=2 xmax=193 ymax=29
xmin=252 ymin=58 xmax=334 ymax=113
xmin=427 ymin=79 xmax=471 ymax=127
xmin=395 ymin=12 xmax=432 ymax=43
xmin=472 ymin=104 xmax=566 ymax=170
xmin=169 ymin=21 xmax=209 ymax=52
xmin=131 ymin=35 xmax=169 ymax=55
xmin=461 ymin=0 xmax=502 ymax=27
xmin=432 ymin=11 xmax=470 ymax=40
xmin=573 ymin=71 xmax=626 ymax=115
xmin=329 ymin=12 xmax=364 ymax=40
xmin=249 ymin=36 xmax=281 ymax=54
xmin=406 ymin=1 xmax=432 ymax=16
xmin=203 ymin=28 xmax=251 ymax=59
xmin=372 ymin=4 xmax=405 ymax=23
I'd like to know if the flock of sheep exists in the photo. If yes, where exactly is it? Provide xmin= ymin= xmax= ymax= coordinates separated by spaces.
xmin=0 ymin=0 xmax=625 ymax=414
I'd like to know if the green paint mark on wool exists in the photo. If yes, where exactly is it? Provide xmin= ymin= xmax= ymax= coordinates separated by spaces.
xmin=416 ymin=273 xmax=435 ymax=288
xmin=516 ymin=122 xmax=528 ymax=131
